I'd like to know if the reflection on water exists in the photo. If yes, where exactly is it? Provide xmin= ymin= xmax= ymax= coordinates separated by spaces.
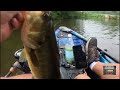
xmin=54 ymin=18 xmax=119 ymax=61
xmin=0 ymin=18 xmax=119 ymax=76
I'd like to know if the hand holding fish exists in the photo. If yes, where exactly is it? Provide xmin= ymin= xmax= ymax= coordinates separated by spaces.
xmin=1 ymin=11 xmax=60 ymax=79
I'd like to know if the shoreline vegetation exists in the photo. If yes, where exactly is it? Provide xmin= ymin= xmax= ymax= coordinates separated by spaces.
xmin=51 ymin=11 xmax=120 ymax=20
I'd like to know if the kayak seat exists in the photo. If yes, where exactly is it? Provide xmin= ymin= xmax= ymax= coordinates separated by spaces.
xmin=59 ymin=48 xmax=85 ymax=79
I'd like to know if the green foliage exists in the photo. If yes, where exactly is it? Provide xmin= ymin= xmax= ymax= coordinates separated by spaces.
xmin=50 ymin=11 xmax=119 ymax=20
xmin=80 ymin=11 xmax=119 ymax=20
xmin=84 ymin=11 xmax=119 ymax=15
xmin=51 ymin=11 xmax=81 ymax=20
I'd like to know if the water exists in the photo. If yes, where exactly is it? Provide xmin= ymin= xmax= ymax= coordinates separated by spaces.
xmin=0 ymin=30 xmax=23 ymax=76
xmin=0 ymin=18 xmax=119 ymax=76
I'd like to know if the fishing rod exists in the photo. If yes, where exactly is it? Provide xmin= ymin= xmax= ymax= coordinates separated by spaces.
xmin=4 ymin=61 xmax=19 ymax=77
xmin=62 ymin=29 xmax=119 ymax=63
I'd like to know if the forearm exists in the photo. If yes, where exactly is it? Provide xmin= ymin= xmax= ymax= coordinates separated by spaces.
xmin=92 ymin=62 xmax=120 ymax=79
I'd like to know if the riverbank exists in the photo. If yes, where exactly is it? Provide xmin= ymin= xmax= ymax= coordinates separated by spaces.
xmin=51 ymin=11 xmax=119 ymax=21
xmin=79 ymin=12 xmax=120 ymax=20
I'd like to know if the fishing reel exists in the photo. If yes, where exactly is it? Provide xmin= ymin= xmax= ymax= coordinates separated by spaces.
xmin=14 ymin=49 xmax=31 ymax=73
xmin=14 ymin=49 xmax=23 ymax=60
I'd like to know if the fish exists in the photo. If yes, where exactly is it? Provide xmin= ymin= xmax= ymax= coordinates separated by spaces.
xmin=21 ymin=11 xmax=60 ymax=79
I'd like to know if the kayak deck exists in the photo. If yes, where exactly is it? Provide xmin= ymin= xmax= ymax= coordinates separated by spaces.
xmin=55 ymin=26 xmax=118 ymax=79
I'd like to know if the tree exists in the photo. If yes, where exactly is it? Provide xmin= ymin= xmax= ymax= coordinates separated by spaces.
xmin=51 ymin=11 xmax=80 ymax=19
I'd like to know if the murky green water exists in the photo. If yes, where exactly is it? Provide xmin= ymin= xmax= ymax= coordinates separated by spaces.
xmin=0 ymin=18 xmax=119 ymax=76
xmin=0 ymin=30 xmax=23 ymax=76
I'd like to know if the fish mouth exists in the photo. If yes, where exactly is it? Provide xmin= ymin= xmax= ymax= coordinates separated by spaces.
xmin=26 ymin=11 xmax=51 ymax=17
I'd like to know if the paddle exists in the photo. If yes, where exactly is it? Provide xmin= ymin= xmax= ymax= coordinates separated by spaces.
xmin=62 ymin=29 xmax=119 ymax=63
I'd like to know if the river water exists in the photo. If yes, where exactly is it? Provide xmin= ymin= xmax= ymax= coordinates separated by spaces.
xmin=0 ymin=18 xmax=119 ymax=76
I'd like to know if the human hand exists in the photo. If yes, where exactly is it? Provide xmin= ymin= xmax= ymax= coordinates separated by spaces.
xmin=0 ymin=11 xmax=24 ymax=43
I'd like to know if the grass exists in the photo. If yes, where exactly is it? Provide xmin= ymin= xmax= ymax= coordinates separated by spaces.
xmin=79 ymin=12 xmax=119 ymax=20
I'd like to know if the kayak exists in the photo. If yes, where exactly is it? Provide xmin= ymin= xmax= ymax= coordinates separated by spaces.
xmin=55 ymin=26 xmax=119 ymax=79
xmin=5 ymin=26 xmax=119 ymax=79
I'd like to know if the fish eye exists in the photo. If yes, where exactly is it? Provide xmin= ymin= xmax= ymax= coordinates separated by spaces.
xmin=43 ymin=11 xmax=51 ymax=16
xmin=43 ymin=12 xmax=51 ymax=20
xmin=43 ymin=13 xmax=49 ymax=17
xmin=43 ymin=12 xmax=50 ymax=17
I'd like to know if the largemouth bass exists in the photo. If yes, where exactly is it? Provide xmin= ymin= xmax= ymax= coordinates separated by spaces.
xmin=21 ymin=11 xmax=60 ymax=79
